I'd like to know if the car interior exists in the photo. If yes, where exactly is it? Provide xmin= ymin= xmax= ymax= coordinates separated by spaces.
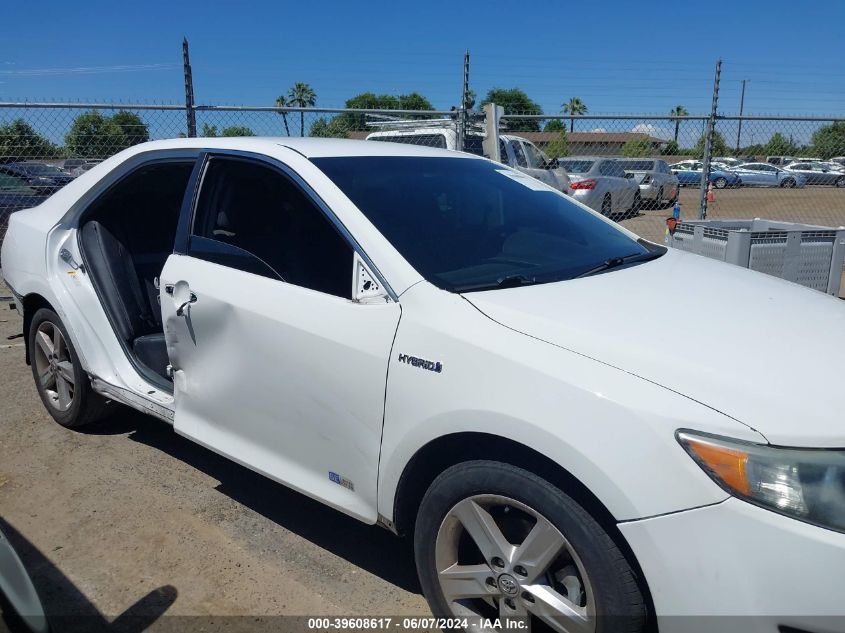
xmin=78 ymin=160 xmax=195 ymax=388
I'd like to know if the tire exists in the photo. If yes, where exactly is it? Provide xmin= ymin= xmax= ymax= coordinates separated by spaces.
xmin=780 ymin=178 xmax=797 ymax=188
xmin=712 ymin=177 xmax=728 ymax=189
xmin=28 ymin=308 xmax=109 ymax=428
xmin=835 ymin=176 xmax=845 ymax=188
xmin=629 ymin=191 xmax=641 ymax=216
xmin=665 ymin=187 xmax=679 ymax=209
xmin=600 ymin=194 xmax=612 ymax=217
xmin=415 ymin=461 xmax=647 ymax=632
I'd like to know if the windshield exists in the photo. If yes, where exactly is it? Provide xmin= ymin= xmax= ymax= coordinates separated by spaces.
xmin=621 ymin=161 xmax=655 ymax=171
xmin=313 ymin=156 xmax=653 ymax=292
xmin=558 ymin=160 xmax=594 ymax=174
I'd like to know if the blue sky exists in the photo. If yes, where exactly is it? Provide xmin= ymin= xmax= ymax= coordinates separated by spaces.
xmin=2 ymin=0 xmax=844 ymax=117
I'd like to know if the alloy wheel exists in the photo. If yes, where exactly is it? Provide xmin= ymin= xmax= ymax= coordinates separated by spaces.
xmin=33 ymin=321 xmax=76 ymax=412
xmin=435 ymin=494 xmax=596 ymax=632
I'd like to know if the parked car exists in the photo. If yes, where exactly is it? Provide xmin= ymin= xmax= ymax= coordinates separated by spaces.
xmin=766 ymin=155 xmax=796 ymax=166
xmin=0 ymin=162 xmax=74 ymax=194
xmin=62 ymin=158 xmax=102 ymax=177
xmin=784 ymin=162 xmax=845 ymax=187
xmin=829 ymin=156 xmax=845 ymax=168
xmin=558 ymin=157 xmax=640 ymax=216
xmin=670 ymin=161 xmax=743 ymax=188
xmin=732 ymin=162 xmax=808 ymax=188
xmin=712 ymin=156 xmax=743 ymax=168
xmin=497 ymin=135 xmax=571 ymax=194
xmin=617 ymin=159 xmax=679 ymax=208
xmin=0 ymin=172 xmax=50 ymax=226
xmin=4 ymin=137 xmax=845 ymax=633
xmin=367 ymin=126 xmax=571 ymax=194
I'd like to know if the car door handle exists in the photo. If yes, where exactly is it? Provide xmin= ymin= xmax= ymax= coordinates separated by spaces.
xmin=176 ymin=292 xmax=197 ymax=317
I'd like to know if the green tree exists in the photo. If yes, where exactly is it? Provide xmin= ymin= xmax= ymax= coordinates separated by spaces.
xmin=309 ymin=116 xmax=347 ymax=138
xmin=562 ymin=97 xmax=588 ymax=132
xmin=663 ymin=140 xmax=680 ymax=155
xmin=765 ymin=132 xmax=799 ymax=156
xmin=201 ymin=123 xmax=218 ymax=137
xmin=332 ymin=92 xmax=435 ymax=133
xmin=694 ymin=130 xmax=729 ymax=159
xmin=543 ymin=119 xmax=566 ymax=132
xmin=110 ymin=111 xmax=149 ymax=146
xmin=544 ymin=130 xmax=569 ymax=158
xmin=481 ymin=88 xmax=542 ymax=132
xmin=397 ymin=92 xmax=435 ymax=112
xmin=288 ymin=82 xmax=317 ymax=136
xmin=669 ymin=105 xmax=688 ymax=143
xmin=811 ymin=121 xmax=845 ymax=159
xmin=221 ymin=126 xmax=255 ymax=137
xmin=275 ymin=94 xmax=292 ymax=136
xmin=0 ymin=119 xmax=58 ymax=159
xmin=65 ymin=111 xmax=128 ymax=159
xmin=621 ymin=136 xmax=654 ymax=157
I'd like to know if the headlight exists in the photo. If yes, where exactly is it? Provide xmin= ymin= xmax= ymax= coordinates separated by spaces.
xmin=677 ymin=431 xmax=845 ymax=533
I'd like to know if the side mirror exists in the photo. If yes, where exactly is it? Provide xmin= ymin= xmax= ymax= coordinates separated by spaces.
xmin=624 ymin=172 xmax=635 ymax=179
xmin=545 ymin=157 xmax=559 ymax=170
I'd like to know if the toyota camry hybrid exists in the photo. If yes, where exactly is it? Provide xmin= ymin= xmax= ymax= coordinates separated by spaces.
xmin=2 ymin=138 xmax=844 ymax=633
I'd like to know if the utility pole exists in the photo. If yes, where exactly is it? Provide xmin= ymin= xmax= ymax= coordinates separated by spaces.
xmin=182 ymin=37 xmax=197 ymax=138
xmin=699 ymin=58 xmax=722 ymax=220
xmin=735 ymin=79 xmax=747 ymax=153
xmin=458 ymin=50 xmax=470 ymax=152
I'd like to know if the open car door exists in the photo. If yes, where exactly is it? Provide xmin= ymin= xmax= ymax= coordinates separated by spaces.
xmin=160 ymin=153 xmax=401 ymax=522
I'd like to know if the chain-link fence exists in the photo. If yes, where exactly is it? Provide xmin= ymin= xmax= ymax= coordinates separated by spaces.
xmin=2 ymin=102 xmax=844 ymax=255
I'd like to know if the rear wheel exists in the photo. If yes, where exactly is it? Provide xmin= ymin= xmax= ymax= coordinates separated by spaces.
xmin=415 ymin=461 xmax=647 ymax=632
xmin=600 ymin=194 xmax=612 ymax=217
xmin=29 ymin=308 xmax=110 ymax=428
xmin=780 ymin=178 xmax=797 ymax=188
xmin=629 ymin=191 xmax=641 ymax=217
xmin=653 ymin=187 xmax=664 ymax=209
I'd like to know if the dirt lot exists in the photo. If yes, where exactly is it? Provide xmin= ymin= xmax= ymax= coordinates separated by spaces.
xmin=0 ymin=284 xmax=429 ymax=631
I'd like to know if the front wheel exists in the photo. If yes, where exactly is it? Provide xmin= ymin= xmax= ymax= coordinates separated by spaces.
xmin=780 ymin=178 xmax=797 ymax=188
xmin=29 ymin=308 xmax=110 ymax=428
xmin=415 ymin=461 xmax=647 ymax=632
xmin=835 ymin=176 xmax=845 ymax=188
xmin=712 ymin=177 xmax=728 ymax=189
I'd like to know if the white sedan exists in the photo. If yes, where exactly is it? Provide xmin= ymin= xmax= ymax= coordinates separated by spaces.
xmin=2 ymin=138 xmax=845 ymax=633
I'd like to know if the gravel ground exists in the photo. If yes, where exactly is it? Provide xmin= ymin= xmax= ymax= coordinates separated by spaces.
xmin=0 ymin=281 xmax=429 ymax=631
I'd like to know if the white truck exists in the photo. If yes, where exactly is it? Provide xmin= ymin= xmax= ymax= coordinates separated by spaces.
xmin=366 ymin=126 xmax=571 ymax=194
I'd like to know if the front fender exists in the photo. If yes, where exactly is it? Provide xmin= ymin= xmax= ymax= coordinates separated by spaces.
xmin=377 ymin=283 xmax=765 ymax=523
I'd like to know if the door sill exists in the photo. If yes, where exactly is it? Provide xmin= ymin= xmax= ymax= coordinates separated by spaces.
xmin=90 ymin=377 xmax=175 ymax=424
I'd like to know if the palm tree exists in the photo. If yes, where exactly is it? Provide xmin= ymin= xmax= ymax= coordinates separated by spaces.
xmin=562 ymin=97 xmax=587 ymax=132
xmin=275 ymin=94 xmax=291 ymax=136
xmin=288 ymin=82 xmax=317 ymax=137
xmin=670 ymin=105 xmax=688 ymax=143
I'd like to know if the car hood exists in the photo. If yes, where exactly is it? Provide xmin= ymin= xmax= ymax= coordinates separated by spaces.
xmin=463 ymin=249 xmax=845 ymax=447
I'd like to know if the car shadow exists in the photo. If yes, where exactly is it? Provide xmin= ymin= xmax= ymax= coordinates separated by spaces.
xmin=79 ymin=408 xmax=421 ymax=595
xmin=0 ymin=517 xmax=177 ymax=633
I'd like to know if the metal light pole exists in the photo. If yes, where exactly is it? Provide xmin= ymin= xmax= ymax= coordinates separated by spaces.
xmin=182 ymin=37 xmax=197 ymax=138
xmin=458 ymin=50 xmax=470 ymax=152
xmin=699 ymin=59 xmax=722 ymax=220
xmin=735 ymin=79 xmax=747 ymax=153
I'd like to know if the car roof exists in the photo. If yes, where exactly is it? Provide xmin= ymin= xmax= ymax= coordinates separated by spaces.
xmin=115 ymin=137 xmax=477 ymax=160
